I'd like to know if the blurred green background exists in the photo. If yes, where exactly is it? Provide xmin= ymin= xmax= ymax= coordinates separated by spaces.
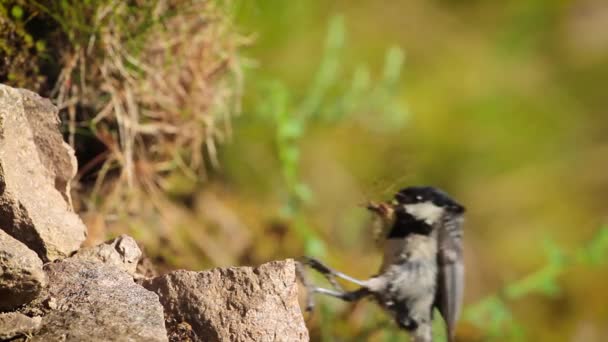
xmin=221 ymin=0 xmax=608 ymax=341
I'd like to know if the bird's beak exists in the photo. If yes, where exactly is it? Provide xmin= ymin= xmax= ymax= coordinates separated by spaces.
xmin=450 ymin=204 xmax=465 ymax=214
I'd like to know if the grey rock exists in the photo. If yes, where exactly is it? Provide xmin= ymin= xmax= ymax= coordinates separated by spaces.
xmin=31 ymin=258 xmax=167 ymax=342
xmin=20 ymin=89 xmax=78 ymax=206
xmin=73 ymin=235 xmax=142 ymax=276
xmin=0 ymin=312 xmax=42 ymax=340
xmin=135 ymin=254 xmax=159 ymax=280
xmin=142 ymin=259 xmax=309 ymax=342
xmin=0 ymin=229 xmax=46 ymax=311
xmin=0 ymin=84 xmax=86 ymax=261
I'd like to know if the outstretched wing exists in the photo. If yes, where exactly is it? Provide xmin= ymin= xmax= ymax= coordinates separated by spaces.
xmin=435 ymin=215 xmax=464 ymax=342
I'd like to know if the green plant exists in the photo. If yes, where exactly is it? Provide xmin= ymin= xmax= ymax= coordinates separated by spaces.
xmin=463 ymin=226 xmax=608 ymax=341
xmin=0 ymin=3 xmax=47 ymax=89
xmin=252 ymin=15 xmax=407 ymax=257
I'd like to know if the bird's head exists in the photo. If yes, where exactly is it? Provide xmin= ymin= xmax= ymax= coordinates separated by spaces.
xmin=394 ymin=186 xmax=465 ymax=226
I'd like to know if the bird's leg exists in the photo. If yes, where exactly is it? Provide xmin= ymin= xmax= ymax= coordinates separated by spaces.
xmin=295 ymin=260 xmax=317 ymax=311
xmin=311 ymin=286 xmax=370 ymax=302
xmin=296 ymin=257 xmax=371 ymax=312
xmin=301 ymin=256 xmax=368 ymax=287
xmin=302 ymin=284 xmax=370 ymax=311
xmin=297 ymin=257 xmax=343 ymax=291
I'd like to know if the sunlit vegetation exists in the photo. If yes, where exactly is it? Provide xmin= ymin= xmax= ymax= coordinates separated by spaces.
xmin=2 ymin=0 xmax=608 ymax=340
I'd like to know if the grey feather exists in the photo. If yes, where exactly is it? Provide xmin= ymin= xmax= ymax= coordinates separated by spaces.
xmin=435 ymin=215 xmax=464 ymax=342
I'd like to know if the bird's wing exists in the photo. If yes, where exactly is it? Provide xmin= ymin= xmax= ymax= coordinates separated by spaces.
xmin=435 ymin=216 xmax=464 ymax=342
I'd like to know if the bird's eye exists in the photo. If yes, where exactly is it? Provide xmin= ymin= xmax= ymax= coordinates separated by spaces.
xmin=415 ymin=195 xmax=423 ymax=201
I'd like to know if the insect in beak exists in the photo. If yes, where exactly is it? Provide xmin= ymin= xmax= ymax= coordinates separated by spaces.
xmin=366 ymin=201 xmax=394 ymax=219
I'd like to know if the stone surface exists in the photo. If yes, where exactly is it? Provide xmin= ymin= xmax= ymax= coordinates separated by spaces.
xmin=0 ymin=312 xmax=42 ymax=340
xmin=142 ymin=259 xmax=309 ymax=342
xmin=135 ymin=254 xmax=159 ymax=280
xmin=0 ymin=84 xmax=86 ymax=261
xmin=73 ymin=235 xmax=142 ymax=276
xmin=20 ymin=89 xmax=78 ymax=206
xmin=0 ymin=229 xmax=46 ymax=311
xmin=30 ymin=258 xmax=167 ymax=342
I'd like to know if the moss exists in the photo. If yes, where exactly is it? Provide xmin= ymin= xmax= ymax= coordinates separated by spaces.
xmin=0 ymin=4 xmax=45 ymax=90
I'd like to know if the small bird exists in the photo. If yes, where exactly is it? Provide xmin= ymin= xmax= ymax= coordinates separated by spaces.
xmin=299 ymin=186 xmax=465 ymax=342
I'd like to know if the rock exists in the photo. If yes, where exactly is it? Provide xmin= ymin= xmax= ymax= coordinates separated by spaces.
xmin=142 ymin=259 xmax=309 ymax=342
xmin=20 ymin=89 xmax=78 ymax=206
xmin=135 ymin=254 xmax=159 ymax=280
xmin=73 ymin=235 xmax=142 ymax=276
xmin=31 ymin=258 xmax=167 ymax=342
xmin=0 ymin=84 xmax=86 ymax=261
xmin=0 ymin=229 xmax=46 ymax=311
xmin=0 ymin=312 xmax=42 ymax=340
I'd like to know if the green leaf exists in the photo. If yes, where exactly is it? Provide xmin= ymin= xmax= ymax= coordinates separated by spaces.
xmin=280 ymin=145 xmax=299 ymax=165
xmin=11 ymin=5 xmax=23 ymax=20
xmin=305 ymin=237 xmax=326 ymax=258
xmin=278 ymin=120 xmax=303 ymax=140
xmin=35 ymin=40 xmax=46 ymax=52
xmin=294 ymin=183 xmax=313 ymax=203
xmin=299 ymin=15 xmax=345 ymax=119
xmin=542 ymin=238 xmax=565 ymax=265
xmin=382 ymin=46 xmax=405 ymax=86
xmin=582 ymin=226 xmax=608 ymax=265
xmin=24 ymin=34 xmax=33 ymax=46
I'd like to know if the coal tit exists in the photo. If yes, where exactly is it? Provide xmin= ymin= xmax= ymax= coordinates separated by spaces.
xmin=299 ymin=186 xmax=465 ymax=342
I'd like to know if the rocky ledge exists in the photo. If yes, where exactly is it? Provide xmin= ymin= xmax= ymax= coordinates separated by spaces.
xmin=0 ymin=84 xmax=309 ymax=341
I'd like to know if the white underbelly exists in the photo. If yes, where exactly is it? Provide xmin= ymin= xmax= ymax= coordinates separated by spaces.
xmin=380 ymin=235 xmax=437 ymax=272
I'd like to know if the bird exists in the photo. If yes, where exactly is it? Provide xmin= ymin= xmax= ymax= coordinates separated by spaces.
xmin=298 ymin=186 xmax=465 ymax=342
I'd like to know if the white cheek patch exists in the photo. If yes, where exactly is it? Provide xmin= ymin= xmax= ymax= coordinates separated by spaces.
xmin=404 ymin=202 xmax=444 ymax=225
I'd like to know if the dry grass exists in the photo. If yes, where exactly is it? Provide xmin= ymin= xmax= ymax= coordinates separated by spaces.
xmin=0 ymin=0 xmax=251 ymax=264
xmin=44 ymin=0 xmax=244 ymax=213
xmin=4 ymin=0 xmax=252 ymax=269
